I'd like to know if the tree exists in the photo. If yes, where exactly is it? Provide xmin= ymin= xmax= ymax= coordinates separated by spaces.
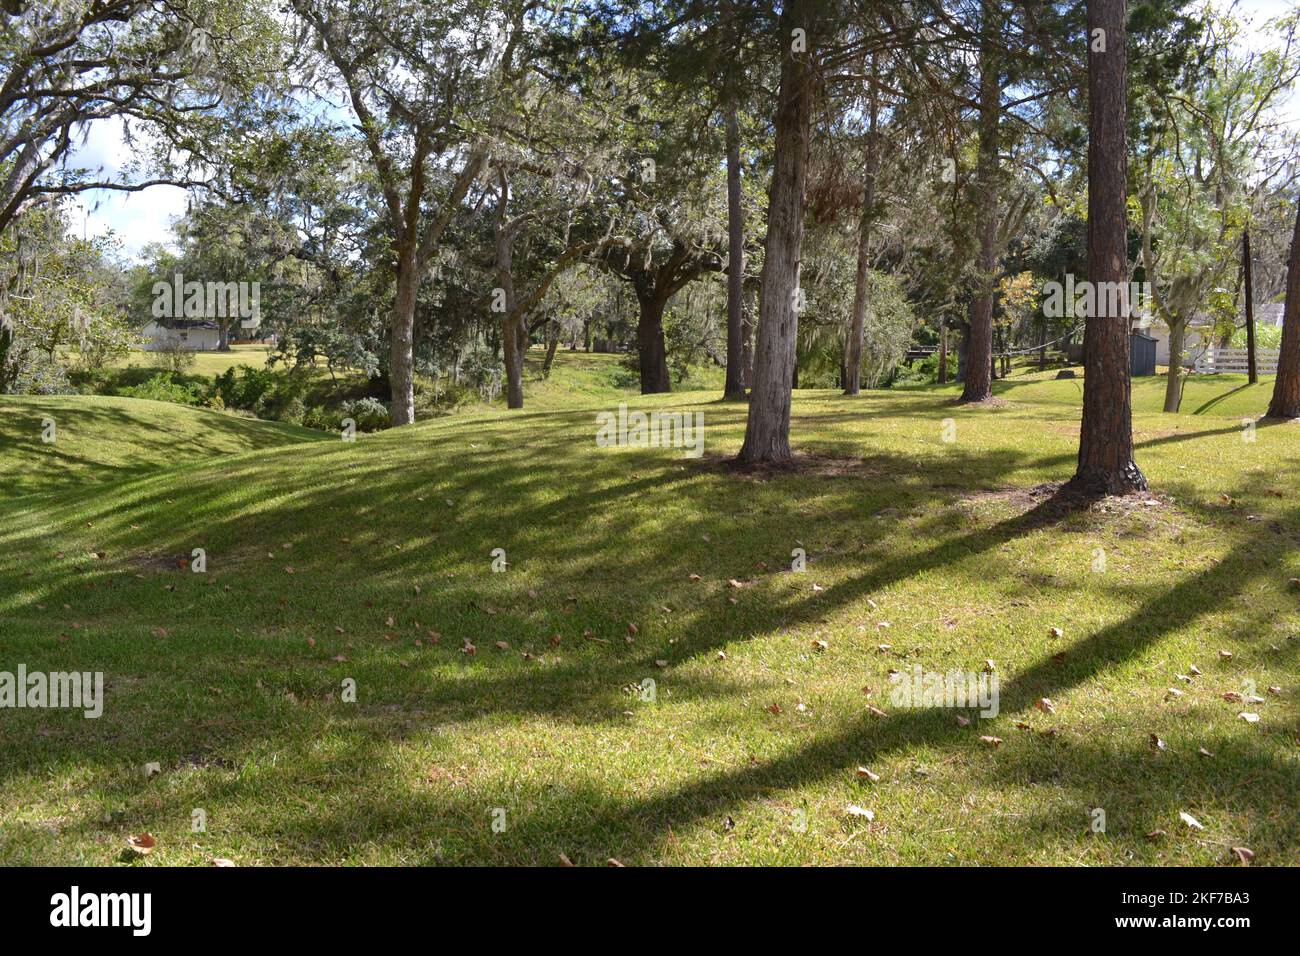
xmin=290 ymin=0 xmax=503 ymax=425
xmin=1069 ymin=0 xmax=1147 ymax=496
xmin=1266 ymin=201 xmax=1300 ymax=419
xmin=737 ymin=0 xmax=820 ymax=464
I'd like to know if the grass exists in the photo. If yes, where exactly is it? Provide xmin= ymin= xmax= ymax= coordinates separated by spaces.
xmin=111 ymin=344 xmax=274 ymax=377
xmin=0 ymin=352 xmax=1296 ymax=866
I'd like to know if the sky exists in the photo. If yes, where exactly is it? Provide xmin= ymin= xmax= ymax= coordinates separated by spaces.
xmin=65 ymin=0 xmax=1300 ymax=263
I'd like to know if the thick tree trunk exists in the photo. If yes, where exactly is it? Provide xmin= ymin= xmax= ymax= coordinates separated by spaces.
xmin=738 ymin=0 xmax=815 ymax=465
xmin=960 ymin=4 xmax=999 ymax=404
xmin=1163 ymin=320 xmax=1185 ymax=413
xmin=1070 ymin=0 xmax=1147 ymax=494
xmin=390 ymin=248 xmax=418 ymax=426
xmin=502 ymin=316 xmax=525 ymax=409
xmin=1266 ymin=202 xmax=1300 ymax=419
xmin=637 ymin=294 xmax=671 ymax=394
xmin=723 ymin=100 xmax=747 ymax=400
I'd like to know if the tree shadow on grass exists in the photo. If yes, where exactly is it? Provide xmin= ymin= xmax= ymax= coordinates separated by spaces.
xmin=1 ymin=400 xmax=1296 ymax=862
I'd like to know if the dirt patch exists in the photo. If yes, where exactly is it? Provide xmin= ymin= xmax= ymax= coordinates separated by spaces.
xmin=958 ymin=481 xmax=1173 ymax=529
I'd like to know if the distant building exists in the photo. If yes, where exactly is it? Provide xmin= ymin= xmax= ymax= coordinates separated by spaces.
xmin=140 ymin=318 xmax=274 ymax=352
xmin=141 ymin=319 xmax=222 ymax=351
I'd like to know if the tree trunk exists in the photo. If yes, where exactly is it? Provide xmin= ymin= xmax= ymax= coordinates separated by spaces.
xmin=723 ymin=99 xmax=747 ymax=400
xmin=740 ymin=281 xmax=756 ymax=387
xmin=960 ymin=4 xmax=1000 ymax=404
xmin=390 ymin=247 xmax=418 ymax=426
xmin=844 ymin=57 xmax=879 ymax=397
xmin=957 ymin=317 xmax=970 ymax=382
xmin=1070 ymin=0 xmax=1147 ymax=494
xmin=542 ymin=319 xmax=559 ymax=377
xmin=1244 ymin=228 xmax=1257 ymax=384
xmin=1163 ymin=320 xmax=1185 ymax=413
xmin=938 ymin=322 xmax=949 ymax=384
xmin=1266 ymin=201 xmax=1300 ymax=418
xmin=738 ymin=0 xmax=815 ymax=465
xmin=502 ymin=316 xmax=525 ymax=409
xmin=637 ymin=294 xmax=671 ymax=393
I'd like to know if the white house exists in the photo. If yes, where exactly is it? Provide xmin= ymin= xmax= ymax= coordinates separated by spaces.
xmin=141 ymin=319 xmax=223 ymax=351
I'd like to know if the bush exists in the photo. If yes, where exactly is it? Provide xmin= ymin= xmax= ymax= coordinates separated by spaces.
xmin=339 ymin=396 xmax=390 ymax=431
xmin=118 ymin=373 xmax=205 ymax=405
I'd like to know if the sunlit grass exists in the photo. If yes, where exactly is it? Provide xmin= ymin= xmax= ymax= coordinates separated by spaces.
xmin=0 ymin=355 xmax=1296 ymax=865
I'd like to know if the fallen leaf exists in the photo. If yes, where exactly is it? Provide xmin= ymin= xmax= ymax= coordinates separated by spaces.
xmin=126 ymin=833 xmax=156 ymax=855
xmin=1179 ymin=811 xmax=1204 ymax=830
xmin=979 ymin=735 xmax=1002 ymax=748
xmin=210 ymin=858 xmax=236 ymax=867
xmin=1035 ymin=697 xmax=1056 ymax=714
xmin=1230 ymin=846 xmax=1254 ymax=865
xmin=855 ymin=766 xmax=880 ymax=782
xmin=845 ymin=804 xmax=875 ymax=821
xmin=1238 ymin=711 xmax=1260 ymax=723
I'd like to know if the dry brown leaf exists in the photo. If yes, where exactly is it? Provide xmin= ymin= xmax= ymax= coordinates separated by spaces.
xmin=126 ymin=833 xmax=156 ymax=854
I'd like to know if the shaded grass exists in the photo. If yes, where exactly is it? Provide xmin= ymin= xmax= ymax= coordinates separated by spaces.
xmin=0 ymin=355 xmax=1296 ymax=865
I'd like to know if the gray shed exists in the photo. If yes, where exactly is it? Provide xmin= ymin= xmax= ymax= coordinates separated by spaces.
xmin=1131 ymin=331 xmax=1157 ymax=376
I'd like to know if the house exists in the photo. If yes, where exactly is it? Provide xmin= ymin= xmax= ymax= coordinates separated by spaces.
xmin=141 ymin=319 xmax=223 ymax=351
xmin=1135 ymin=314 xmax=1214 ymax=367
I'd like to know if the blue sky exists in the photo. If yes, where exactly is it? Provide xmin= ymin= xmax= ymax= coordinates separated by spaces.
xmin=66 ymin=0 xmax=1300 ymax=262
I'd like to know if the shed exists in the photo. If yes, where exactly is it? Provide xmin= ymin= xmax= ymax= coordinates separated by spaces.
xmin=1130 ymin=331 xmax=1157 ymax=376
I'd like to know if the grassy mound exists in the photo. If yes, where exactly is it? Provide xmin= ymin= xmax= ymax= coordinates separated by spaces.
xmin=0 ymin=355 xmax=1295 ymax=865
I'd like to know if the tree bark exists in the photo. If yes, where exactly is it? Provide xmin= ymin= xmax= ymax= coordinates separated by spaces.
xmin=390 ymin=247 xmax=418 ymax=426
xmin=1163 ymin=320 xmax=1185 ymax=412
xmin=844 ymin=57 xmax=879 ymax=397
xmin=1266 ymin=201 xmax=1300 ymax=418
xmin=542 ymin=319 xmax=559 ymax=377
xmin=960 ymin=1 xmax=1000 ymax=404
xmin=1244 ymin=228 xmax=1257 ymax=384
xmin=723 ymin=99 xmax=747 ymax=400
xmin=738 ymin=0 xmax=816 ymax=465
xmin=637 ymin=294 xmax=671 ymax=394
xmin=740 ymin=280 xmax=756 ymax=387
xmin=938 ymin=321 xmax=949 ymax=383
xmin=1070 ymin=0 xmax=1147 ymax=494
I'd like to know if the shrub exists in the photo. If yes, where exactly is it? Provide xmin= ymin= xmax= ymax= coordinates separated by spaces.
xmin=339 ymin=396 xmax=390 ymax=431
xmin=119 ymin=373 xmax=204 ymax=405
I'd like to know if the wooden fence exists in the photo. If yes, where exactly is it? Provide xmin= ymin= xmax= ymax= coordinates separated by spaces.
xmin=1193 ymin=347 xmax=1279 ymax=375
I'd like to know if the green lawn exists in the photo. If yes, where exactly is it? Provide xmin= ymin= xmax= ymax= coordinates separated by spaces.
xmin=1 ymin=353 xmax=1296 ymax=865
xmin=111 ymin=344 xmax=274 ymax=377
